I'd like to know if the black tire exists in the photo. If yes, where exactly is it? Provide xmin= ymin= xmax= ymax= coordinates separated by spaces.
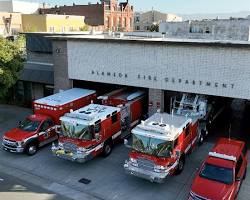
xmin=25 ymin=143 xmax=38 ymax=156
xmin=243 ymin=167 xmax=247 ymax=180
xmin=198 ymin=131 xmax=205 ymax=146
xmin=175 ymin=156 xmax=185 ymax=175
xmin=102 ymin=140 xmax=113 ymax=157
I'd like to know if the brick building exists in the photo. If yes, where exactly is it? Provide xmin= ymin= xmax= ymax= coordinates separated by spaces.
xmin=39 ymin=0 xmax=134 ymax=32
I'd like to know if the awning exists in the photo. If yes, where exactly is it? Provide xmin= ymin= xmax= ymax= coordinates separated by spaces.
xmin=19 ymin=62 xmax=54 ymax=85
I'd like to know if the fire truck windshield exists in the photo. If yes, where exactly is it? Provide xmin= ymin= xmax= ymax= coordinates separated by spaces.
xmin=61 ymin=121 xmax=93 ymax=141
xmin=18 ymin=118 xmax=40 ymax=132
xmin=132 ymin=134 xmax=172 ymax=157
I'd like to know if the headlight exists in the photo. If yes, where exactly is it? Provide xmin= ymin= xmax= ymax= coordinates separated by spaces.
xmin=189 ymin=191 xmax=196 ymax=199
xmin=129 ymin=158 xmax=138 ymax=167
xmin=58 ymin=142 xmax=63 ymax=148
xmin=154 ymin=165 xmax=167 ymax=173
xmin=77 ymin=147 xmax=86 ymax=153
xmin=17 ymin=141 xmax=24 ymax=147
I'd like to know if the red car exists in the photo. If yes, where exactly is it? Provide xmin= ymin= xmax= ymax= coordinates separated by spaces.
xmin=189 ymin=138 xmax=248 ymax=200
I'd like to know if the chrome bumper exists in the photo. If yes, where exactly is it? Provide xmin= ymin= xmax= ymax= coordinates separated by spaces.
xmin=124 ymin=161 xmax=169 ymax=183
xmin=2 ymin=143 xmax=24 ymax=153
xmin=51 ymin=146 xmax=93 ymax=163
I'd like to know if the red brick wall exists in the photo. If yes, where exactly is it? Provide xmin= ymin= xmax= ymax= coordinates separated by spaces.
xmin=39 ymin=1 xmax=134 ymax=32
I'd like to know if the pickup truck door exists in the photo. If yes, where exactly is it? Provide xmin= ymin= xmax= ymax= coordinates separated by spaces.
xmin=38 ymin=119 xmax=57 ymax=146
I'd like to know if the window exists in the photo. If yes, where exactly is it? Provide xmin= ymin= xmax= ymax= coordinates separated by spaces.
xmin=235 ymin=155 xmax=243 ymax=176
xmin=205 ymin=27 xmax=210 ymax=33
xmin=61 ymin=26 xmax=66 ymax=32
xmin=40 ymin=121 xmax=50 ymax=132
xmin=173 ymin=138 xmax=178 ymax=148
xmin=185 ymin=124 xmax=191 ymax=137
xmin=189 ymin=25 xmax=203 ymax=33
xmin=242 ymin=144 xmax=247 ymax=156
xmin=200 ymin=163 xmax=233 ymax=184
xmin=49 ymin=27 xmax=55 ymax=32
xmin=94 ymin=120 xmax=101 ymax=133
xmin=112 ymin=114 xmax=118 ymax=124
xmin=135 ymin=16 xmax=140 ymax=23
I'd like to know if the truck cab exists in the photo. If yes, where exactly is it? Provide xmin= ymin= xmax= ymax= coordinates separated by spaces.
xmin=2 ymin=88 xmax=97 ymax=155
xmin=124 ymin=112 xmax=199 ymax=183
xmin=52 ymin=104 xmax=122 ymax=163
xmin=189 ymin=138 xmax=248 ymax=200
xmin=3 ymin=114 xmax=56 ymax=155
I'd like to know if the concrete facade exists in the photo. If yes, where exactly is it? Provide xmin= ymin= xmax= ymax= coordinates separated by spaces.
xmin=159 ymin=18 xmax=250 ymax=41
xmin=46 ymin=35 xmax=250 ymax=113
xmin=52 ymin=40 xmax=72 ymax=93
xmin=22 ymin=14 xmax=86 ymax=33
xmin=0 ymin=0 xmax=39 ymax=14
xmin=148 ymin=89 xmax=164 ymax=116
xmin=65 ymin=39 xmax=250 ymax=100
xmin=134 ymin=10 xmax=182 ymax=31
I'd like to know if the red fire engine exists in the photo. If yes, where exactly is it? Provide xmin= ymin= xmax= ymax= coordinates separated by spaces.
xmin=2 ymin=88 xmax=96 ymax=155
xmin=124 ymin=112 xmax=199 ymax=183
xmin=52 ymin=89 xmax=146 ymax=163
xmin=172 ymin=93 xmax=225 ymax=144
xmin=99 ymin=88 xmax=146 ymax=136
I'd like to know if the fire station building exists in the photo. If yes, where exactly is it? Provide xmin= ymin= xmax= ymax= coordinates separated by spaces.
xmin=49 ymin=34 xmax=250 ymax=115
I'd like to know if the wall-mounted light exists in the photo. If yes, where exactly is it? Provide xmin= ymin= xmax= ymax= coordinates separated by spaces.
xmin=55 ymin=48 xmax=61 ymax=53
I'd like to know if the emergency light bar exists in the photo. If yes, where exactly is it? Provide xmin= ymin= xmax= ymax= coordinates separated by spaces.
xmin=208 ymin=152 xmax=237 ymax=162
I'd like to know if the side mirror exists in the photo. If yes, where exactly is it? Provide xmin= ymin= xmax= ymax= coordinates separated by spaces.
xmin=236 ymin=176 xmax=242 ymax=181
xmin=95 ymin=133 xmax=100 ymax=140
xmin=175 ymin=150 xmax=181 ymax=158
xmin=124 ymin=139 xmax=132 ymax=148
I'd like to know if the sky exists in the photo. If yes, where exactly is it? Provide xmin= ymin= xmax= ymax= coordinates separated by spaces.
xmin=32 ymin=0 xmax=250 ymax=14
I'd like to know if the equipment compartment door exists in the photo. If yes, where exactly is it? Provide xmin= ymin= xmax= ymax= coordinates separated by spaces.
xmin=120 ymin=104 xmax=131 ymax=138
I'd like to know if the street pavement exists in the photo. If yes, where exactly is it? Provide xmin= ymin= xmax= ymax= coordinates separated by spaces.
xmin=0 ymin=172 xmax=71 ymax=200
xmin=0 ymin=104 xmax=250 ymax=200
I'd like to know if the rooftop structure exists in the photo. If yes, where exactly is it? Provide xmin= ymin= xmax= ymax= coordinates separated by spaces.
xmin=46 ymin=32 xmax=250 ymax=47
xmin=60 ymin=104 xmax=120 ymax=125
xmin=134 ymin=10 xmax=182 ymax=31
xmin=34 ymin=88 xmax=96 ymax=106
xmin=0 ymin=0 xmax=40 ymax=14
xmin=22 ymin=14 xmax=87 ymax=33
xmin=132 ymin=113 xmax=192 ymax=141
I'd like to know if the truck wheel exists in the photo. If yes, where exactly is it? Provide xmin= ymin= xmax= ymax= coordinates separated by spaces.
xmin=26 ymin=143 xmax=38 ymax=156
xmin=175 ymin=156 xmax=185 ymax=175
xmin=198 ymin=131 xmax=205 ymax=145
xmin=243 ymin=168 xmax=247 ymax=179
xmin=102 ymin=140 xmax=113 ymax=157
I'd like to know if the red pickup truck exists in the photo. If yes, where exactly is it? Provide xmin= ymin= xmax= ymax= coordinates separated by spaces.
xmin=189 ymin=138 xmax=248 ymax=200
xmin=2 ymin=88 xmax=96 ymax=155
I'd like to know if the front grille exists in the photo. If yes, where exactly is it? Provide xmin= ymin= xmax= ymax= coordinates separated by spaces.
xmin=63 ymin=142 xmax=77 ymax=153
xmin=137 ymin=158 xmax=154 ymax=172
xmin=190 ymin=192 xmax=208 ymax=200
xmin=3 ymin=139 xmax=17 ymax=148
